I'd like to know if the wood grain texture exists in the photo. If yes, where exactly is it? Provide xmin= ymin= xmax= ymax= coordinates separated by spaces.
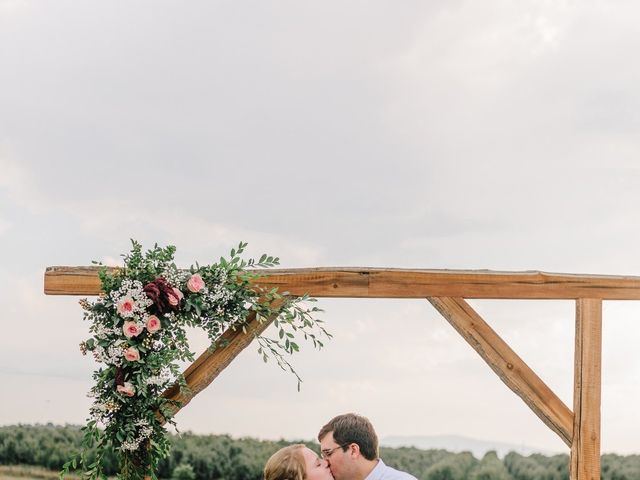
xmin=428 ymin=297 xmax=574 ymax=446
xmin=571 ymin=299 xmax=602 ymax=480
xmin=45 ymin=266 xmax=640 ymax=299
xmin=158 ymin=302 xmax=282 ymax=422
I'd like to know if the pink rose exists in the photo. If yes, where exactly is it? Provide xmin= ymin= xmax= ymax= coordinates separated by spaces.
xmin=122 ymin=321 xmax=143 ymax=338
xmin=146 ymin=315 xmax=161 ymax=334
xmin=168 ymin=291 xmax=179 ymax=306
xmin=167 ymin=287 xmax=184 ymax=307
xmin=117 ymin=297 xmax=135 ymax=317
xmin=124 ymin=346 xmax=140 ymax=362
xmin=186 ymin=274 xmax=205 ymax=293
xmin=117 ymin=382 xmax=135 ymax=397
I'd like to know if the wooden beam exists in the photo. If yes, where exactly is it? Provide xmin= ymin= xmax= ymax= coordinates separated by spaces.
xmin=428 ymin=297 xmax=574 ymax=446
xmin=45 ymin=266 xmax=640 ymax=300
xmin=46 ymin=266 xmax=106 ymax=295
xmin=571 ymin=299 xmax=602 ymax=480
xmin=159 ymin=303 xmax=282 ymax=422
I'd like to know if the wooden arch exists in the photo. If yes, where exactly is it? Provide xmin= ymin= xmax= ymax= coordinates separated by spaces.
xmin=45 ymin=266 xmax=638 ymax=480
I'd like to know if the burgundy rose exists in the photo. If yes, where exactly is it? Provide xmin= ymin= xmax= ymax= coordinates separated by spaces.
xmin=143 ymin=277 xmax=180 ymax=314
xmin=115 ymin=366 xmax=125 ymax=387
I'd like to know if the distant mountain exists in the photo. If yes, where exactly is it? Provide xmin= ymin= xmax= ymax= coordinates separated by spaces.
xmin=381 ymin=434 xmax=560 ymax=459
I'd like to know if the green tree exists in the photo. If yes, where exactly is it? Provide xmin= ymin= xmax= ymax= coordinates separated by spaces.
xmin=424 ymin=451 xmax=477 ymax=480
xmin=469 ymin=451 xmax=512 ymax=480
xmin=172 ymin=463 xmax=195 ymax=480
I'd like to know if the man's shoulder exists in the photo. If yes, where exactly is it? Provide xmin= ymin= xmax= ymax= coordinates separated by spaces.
xmin=382 ymin=466 xmax=418 ymax=480
xmin=369 ymin=459 xmax=418 ymax=480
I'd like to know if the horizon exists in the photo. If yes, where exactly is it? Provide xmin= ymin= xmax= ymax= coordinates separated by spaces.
xmin=3 ymin=422 xmax=635 ymax=458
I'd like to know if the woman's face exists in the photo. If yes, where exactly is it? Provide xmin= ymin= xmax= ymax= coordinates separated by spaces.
xmin=302 ymin=447 xmax=334 ymax=480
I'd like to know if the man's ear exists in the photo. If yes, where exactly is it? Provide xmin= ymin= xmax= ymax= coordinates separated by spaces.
xmin=347 ymin=443 xmax=361 ymax=459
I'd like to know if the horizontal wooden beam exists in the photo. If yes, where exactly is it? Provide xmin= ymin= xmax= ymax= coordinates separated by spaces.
xmin=45 ymin=266 xmax=640 ymax=299
xmin=428 ymin=297 xmax=574 ymax=446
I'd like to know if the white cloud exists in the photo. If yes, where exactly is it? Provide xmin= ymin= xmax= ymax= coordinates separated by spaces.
xmin=73 ymin=202 xmax=324 ymax=267
xmin=0 ymin=150 xmax=51 ymax=214
xmin=0 ymin=217 xmax=10 ymax=237
xmin=0 ymin=269 xmax=90 ymax=375
xmin=0 ymin=0 xmax=29 ymax=13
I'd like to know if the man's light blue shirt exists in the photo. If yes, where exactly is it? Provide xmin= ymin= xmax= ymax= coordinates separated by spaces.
xmin=365 ymin=459 xmax=418 ymax=480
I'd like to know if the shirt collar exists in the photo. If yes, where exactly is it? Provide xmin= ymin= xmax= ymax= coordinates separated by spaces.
xmin=364 ymin=459 xmax=384 ymax=480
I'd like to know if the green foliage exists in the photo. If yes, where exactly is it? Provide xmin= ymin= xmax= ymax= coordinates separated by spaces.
xmin=424 ymin=451 xmax=477 ymax=480
xmin=171 ymin=463 xmax=195 ymax=480
xmin=3 ymin=425 xmax=640 ymax=480
xmin=469 ymin=451 xmax=512 ymax=480
xmin=65 ymin=241 xmax=330 ymax=479
xmin=380 ymin=446 xmax=451 ymax=478
xmin=504 ymin=451 xmax=566 ymax=480
xmin=601 ymin=453 xmax=640 ymax=480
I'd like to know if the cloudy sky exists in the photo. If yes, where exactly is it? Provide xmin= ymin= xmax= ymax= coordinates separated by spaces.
xmin=1 ymin=0 xmax=640 ymax=455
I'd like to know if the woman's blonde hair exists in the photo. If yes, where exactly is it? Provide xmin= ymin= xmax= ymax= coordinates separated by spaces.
xmin=264 ymin=444 xmax=307 ymax=480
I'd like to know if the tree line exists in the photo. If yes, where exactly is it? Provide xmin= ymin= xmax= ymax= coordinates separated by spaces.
xmin=0 ymin=424 xmax=638 ymax=480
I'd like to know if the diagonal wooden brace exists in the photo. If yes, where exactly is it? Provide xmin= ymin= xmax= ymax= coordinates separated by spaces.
xmin=159 ymin=300 xmax=284 ymax=423
xmin=428 ymin=297 xmax=574 ymax=446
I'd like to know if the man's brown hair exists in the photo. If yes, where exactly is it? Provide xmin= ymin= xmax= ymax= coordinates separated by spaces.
xmin=318 ymin=413 xmax=378 ymax=461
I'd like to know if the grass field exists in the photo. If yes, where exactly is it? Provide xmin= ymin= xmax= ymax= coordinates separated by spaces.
xmin=0 ymin=465 xmax=82 ymax=480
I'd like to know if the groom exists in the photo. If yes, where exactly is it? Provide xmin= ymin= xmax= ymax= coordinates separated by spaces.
xmin=318 ymin=413 xmax=417 ymax=480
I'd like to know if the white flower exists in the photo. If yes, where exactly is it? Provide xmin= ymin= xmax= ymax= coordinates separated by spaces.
xmin=118 ymin=420 xmax=154 ymax=452
xmin=109 ymin=279 xmax=153 ymax=320
xmin=120 ymin=439 xmax=141 ymax=451
xmin=92 ymin=342 xmax=124 ymax=366
xmin=145 ymin=376 xmax=164 ymax=386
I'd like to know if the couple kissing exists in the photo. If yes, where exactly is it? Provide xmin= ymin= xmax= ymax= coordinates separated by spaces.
xmin=264 ymin=413 xmax=417 ymax=480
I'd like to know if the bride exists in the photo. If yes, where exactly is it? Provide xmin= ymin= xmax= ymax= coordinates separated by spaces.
xmin=264 ymin=444 xmax=334 ymax=480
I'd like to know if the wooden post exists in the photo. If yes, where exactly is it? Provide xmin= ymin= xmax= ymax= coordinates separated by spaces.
xmin=571 ymin=299 xmax=602 ymax=480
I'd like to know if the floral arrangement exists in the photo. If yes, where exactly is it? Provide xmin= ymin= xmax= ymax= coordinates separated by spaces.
xmin=61 ymin=241 xmax=329 ymax=480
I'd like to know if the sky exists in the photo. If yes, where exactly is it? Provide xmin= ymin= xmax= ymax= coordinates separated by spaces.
xmin=1 ymin=0 xmax=640 ymax=455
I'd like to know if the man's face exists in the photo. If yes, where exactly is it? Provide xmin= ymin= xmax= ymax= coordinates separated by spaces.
xmin=319 ymin=432 xmax=352 ymax=480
